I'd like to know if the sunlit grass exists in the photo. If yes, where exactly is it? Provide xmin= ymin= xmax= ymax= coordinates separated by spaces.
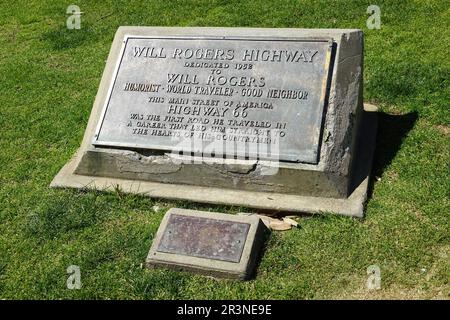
xmin=0 ymin=0 xmax=448 ymax=299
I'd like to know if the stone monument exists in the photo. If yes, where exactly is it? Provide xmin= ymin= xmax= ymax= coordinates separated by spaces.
xmin=51 ymin=27 xmax=377 ymax=217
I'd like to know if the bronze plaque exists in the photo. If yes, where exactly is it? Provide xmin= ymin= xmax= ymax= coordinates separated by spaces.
xmin=93 ymin=35 xmax=332 ymax=163
xmin=157 ymin=214 xmax=250 ymax=263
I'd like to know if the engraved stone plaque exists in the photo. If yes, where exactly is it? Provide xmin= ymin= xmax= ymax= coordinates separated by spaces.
xmin=53 ymin=27 xmax=374 ymax=217
xmin=93 ymin=36 xmax=332 ymax=163
xmin=157 ymin=214 xmax=250 ymax=263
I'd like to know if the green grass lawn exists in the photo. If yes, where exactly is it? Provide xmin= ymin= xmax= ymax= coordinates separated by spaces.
xmin=0 ymin=0 xmax=449 ymax=299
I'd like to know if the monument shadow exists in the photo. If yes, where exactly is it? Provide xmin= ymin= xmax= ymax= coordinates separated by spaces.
xmin=366 ymin=111 xmax=418 ymax=200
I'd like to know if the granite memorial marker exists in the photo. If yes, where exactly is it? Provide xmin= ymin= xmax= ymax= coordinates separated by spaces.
xmin=51 ymin=27 xmax=377 ymax=217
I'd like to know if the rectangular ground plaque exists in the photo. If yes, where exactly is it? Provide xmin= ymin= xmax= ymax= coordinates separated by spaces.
xmin=157 ymin=214 xmax=250 ymax=262
xmin=146 ymin=208 xmax=267 ymax=280
xmin=93 ymin=36 xmax=332 ymax=163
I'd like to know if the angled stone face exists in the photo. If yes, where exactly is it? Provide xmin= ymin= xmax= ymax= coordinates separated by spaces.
xmin=146 ymin=208 xmax=268 ymax=280
xmin=51 ymin=27 xmax=377 ymax=217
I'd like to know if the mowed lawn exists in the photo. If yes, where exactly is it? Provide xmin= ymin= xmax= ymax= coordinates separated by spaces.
xmin=0 ymin=0 xmax=448 ymax=299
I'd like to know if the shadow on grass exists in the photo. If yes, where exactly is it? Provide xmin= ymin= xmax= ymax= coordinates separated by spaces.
xmin=367 ymin=111 xmax=419 ymax=199
xmin=249 ymin=224 xmax=272 ymax=280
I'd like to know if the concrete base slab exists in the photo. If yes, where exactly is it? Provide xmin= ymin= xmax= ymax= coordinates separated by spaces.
xmin=50 ymin=105 xmax=377 ymax=218
xmin=146 ymin=208 xmax=268 ymax=280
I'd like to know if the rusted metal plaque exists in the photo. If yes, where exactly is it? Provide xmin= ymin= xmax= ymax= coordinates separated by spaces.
xmin=157 ymin=214 xmax=250 ymax=263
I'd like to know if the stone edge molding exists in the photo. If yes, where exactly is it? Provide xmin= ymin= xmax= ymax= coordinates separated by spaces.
xmin=50 ymin=27 xmax=378 ymax=218
xmin=146 ymin=208 xmax=268 ymax=280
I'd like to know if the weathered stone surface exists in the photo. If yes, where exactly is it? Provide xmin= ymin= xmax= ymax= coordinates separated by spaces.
xmin=51 ymin=27 xmax=377 ymax=217
xmin=74 ymin=148 xmax=350 ymax=197
xmin=146 ymin=208 xmax=268 ymax=279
